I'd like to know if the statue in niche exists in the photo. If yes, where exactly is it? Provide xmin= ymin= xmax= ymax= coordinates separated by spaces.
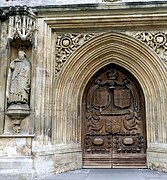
xmin=6 ymin=50 xmax=31 ymax=110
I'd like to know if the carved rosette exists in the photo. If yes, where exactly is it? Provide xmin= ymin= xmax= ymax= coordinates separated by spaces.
xmin=55 ymin=33 xmax=95 ymax=76
xmin=135 ymin=32 xmax=167 ymax=62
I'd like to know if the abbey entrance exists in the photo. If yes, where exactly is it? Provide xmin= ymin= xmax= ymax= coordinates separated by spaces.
xmin=0 ymin=1 xmax=167 ymax=179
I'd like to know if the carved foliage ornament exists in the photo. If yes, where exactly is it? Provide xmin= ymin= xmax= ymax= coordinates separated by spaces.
xmin=55 ymin=33 xmax=95 ymax=76
xmin=135 ymin=32 xmax=167 ymax=62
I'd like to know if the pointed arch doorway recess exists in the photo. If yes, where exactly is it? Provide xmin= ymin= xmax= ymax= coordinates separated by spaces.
xmin=82 ymin=64 xmax=147 ymax=168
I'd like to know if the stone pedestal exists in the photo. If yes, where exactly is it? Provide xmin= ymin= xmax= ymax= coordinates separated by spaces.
xmin=6 ymin=104 xmax=30 ymax=134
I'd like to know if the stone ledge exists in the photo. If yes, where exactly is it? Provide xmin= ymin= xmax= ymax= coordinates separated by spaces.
xmin=1 ymin=0 xmax=167 ymax=8
xmin=0 ymin=134 xmax=35 ymax=138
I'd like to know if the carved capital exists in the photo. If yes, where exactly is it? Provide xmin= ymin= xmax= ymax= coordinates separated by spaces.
xmin=55 ymin=33 xmax=95 ymax=76
xmin=135 ymin=32 xmax=167 ymax=62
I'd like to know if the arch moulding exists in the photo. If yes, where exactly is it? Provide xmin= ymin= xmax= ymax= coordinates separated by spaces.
xmin=53 ymin=32 xmax=167 ymax=171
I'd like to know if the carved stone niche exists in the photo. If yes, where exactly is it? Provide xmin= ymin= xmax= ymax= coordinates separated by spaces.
xmin=5 ymin=6 xmax=35 ymax=134
xmin=7 ymin=5 xmax=36 ymax=48
xmin=6 ymin=50 xmax=31 ymax=134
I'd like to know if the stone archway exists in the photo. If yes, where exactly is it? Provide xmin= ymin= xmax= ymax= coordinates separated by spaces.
xmin=53 ymin=32 xmax=167 ymax=170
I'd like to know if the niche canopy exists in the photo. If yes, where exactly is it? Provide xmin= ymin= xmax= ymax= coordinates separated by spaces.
xmin=7 ymin=5 xmax=36 ymax=48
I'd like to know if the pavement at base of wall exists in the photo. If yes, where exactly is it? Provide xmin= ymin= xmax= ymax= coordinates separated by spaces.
xmin=40 ymin=168 xmax=167 ymax=180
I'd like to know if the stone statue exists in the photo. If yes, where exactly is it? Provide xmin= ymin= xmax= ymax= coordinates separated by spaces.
xmin=6 ymin=51 xmax=31 ymax=109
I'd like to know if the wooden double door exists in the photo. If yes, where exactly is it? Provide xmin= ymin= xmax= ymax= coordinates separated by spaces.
xmin=82 ymin=64 xmax=146 ymax=168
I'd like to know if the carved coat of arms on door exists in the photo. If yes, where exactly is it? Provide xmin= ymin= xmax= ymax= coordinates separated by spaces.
xmin=83 ymin=65 xmax=146 ymax=168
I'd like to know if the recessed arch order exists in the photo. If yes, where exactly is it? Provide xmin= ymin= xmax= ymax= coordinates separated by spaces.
xmin=53 ymin=32 xmax=167 ymax=162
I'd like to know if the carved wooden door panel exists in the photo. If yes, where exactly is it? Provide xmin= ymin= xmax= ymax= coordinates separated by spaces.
xmin=82 ymin=65 xmax=146 ymax=168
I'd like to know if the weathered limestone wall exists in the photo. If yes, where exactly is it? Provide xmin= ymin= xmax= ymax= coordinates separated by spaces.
xmin=0 ymin=137 xmax=34 ymax=177
xmin=0 ymin=1 xmax=167 ymax=179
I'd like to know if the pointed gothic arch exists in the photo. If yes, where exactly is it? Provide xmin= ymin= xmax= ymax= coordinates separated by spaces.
xmin=52 ymin=32 xmax=167 ymax=168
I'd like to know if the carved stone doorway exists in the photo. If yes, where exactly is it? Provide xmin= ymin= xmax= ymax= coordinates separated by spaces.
xmin=82 ymin=64 xmax=147 ymax=168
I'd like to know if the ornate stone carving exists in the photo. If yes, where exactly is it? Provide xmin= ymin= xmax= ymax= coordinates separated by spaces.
xmin=7 ymin=6 xmax=36 ymax=47
xmin=6 ymin=50 xmax=31 ymax=133
xmin=135 ymin=32 xmax=167 ymax=62
xmin=55 ymin=33 xmax=95 ymax=76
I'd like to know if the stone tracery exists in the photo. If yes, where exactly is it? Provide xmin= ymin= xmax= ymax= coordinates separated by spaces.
xmin=55 ymin=33 xmax=95 ymax=76
xmin=135 ymin=32 xmax=167 ymax=62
